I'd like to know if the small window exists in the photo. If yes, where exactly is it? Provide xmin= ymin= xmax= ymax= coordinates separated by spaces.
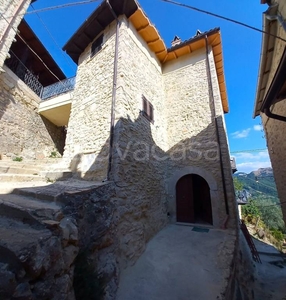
xmin=142 ymin=95 xmax=154 ymax=123
xmin=91 ymin=34 xmax=103 ymax=58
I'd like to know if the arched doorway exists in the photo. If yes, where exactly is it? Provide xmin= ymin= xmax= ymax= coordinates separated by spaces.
xmin=176 ymin=174 xmax=213 ymax=225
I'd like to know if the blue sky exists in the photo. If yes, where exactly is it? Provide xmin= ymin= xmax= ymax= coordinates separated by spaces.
xmin=25 ymin=0 xmax=271 ymax=173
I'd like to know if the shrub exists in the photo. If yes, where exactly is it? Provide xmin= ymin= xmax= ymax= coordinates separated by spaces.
xmin=13 ymin=156 xmax=23 ymax=162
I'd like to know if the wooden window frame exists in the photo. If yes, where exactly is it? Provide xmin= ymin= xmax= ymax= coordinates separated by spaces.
xmin=91 ymin=34 xmax=103 ymax=58
xmin=142 ymin=95 xmax=154 ymax=124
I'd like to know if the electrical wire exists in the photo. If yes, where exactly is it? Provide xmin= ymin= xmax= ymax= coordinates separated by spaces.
xmin=0 ymin=0 xmax=101 ymax=19
xmin=231 ymin=148 xmax=268 ymax=154
xmin=160 ymin=0 xmax=286 ymax=43
xmin=30 ymin=3 xmax=77 ymax=73
xmin=0 ymin=11 xmax=65 ymax=85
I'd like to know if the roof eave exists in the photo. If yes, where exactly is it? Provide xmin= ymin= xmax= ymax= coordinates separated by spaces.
xmin=253 ymin=9 xmax=277 ymax=118
xmin=63 ymin=0 xmax=138 ymax=64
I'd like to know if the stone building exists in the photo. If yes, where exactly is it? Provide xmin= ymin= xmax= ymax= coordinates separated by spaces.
xmin=254 ymin=0 xmax=286 ymax=223
xmin=60 ymin=0 xmax=237 ymax=229
xmin=0 ymin=0 xmax=244 ymax=298
xmin=0 ymin=0 xmax=237 ymax=230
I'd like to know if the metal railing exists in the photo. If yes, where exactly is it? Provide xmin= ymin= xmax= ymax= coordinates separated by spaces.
xmin=41 ymin=76 xmax=76 ymax=100
xmin=5 ymin=51 xmax=43 ymax=97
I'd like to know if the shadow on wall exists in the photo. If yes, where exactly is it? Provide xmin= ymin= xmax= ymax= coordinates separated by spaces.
xmin=0 ymin=112 xmax=237 ymax=299
xmin=41 ymin=116 xmax=66 ymax=156
xmin=0 ymin=72 xmax=16 ymax=121
xmin=0 ymin=71 xmax=66 ymax=157
xmin=68 ymin=111 xmax=235 ymax=229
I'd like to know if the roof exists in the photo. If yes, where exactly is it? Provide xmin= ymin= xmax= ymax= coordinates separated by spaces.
xmin=12 ymin=19 xmax=66 ymax=86
xmin=63 ymin=0 xmax=138 ymax=62
xmin=63 ymin=0 xmax=228 ymax=113
xmin=254 ymin=5 xmax=278 ymax=117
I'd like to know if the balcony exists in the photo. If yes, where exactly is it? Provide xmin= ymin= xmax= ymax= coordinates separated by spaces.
xmin=5 ymin=51 xmax=76 ymax=100
xmin=5 ymin=51 xmax=43 ymax=97
xmin=42 ymin=77 xmax=76 ymax=100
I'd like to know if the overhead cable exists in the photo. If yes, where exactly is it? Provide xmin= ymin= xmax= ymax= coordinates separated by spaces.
xmin=30 ymin=3 xmax=77 ymax=73
xmin=160 ymin=0 xmax=286 ymax=43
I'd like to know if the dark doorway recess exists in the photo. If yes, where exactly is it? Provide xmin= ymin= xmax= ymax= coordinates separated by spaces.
xmin=176 ymin=174 xmax=213 ymax=225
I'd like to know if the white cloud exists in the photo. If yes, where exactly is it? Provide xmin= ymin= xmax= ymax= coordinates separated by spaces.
xmin=253 ymin=124 xmax=263 ymax=131
xmin=233 ymin=151 xmax=271 ymax=173
xmin=231 ymin=128 xmax=251 ymax=139
xmin=236 ymin=161 xmax=272 ymax=174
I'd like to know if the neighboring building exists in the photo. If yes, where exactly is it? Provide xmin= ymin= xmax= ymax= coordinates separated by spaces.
xmin=0 ymin=16 xmax=68 ymax=159
xmin=0 ymin=0 xmax=35 ymax=69
xmin=254 ymin=0 xmax=286 ymax=223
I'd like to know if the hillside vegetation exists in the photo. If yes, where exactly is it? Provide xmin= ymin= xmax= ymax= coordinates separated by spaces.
xmin=233 ymin=168 xmax=285 ymax=250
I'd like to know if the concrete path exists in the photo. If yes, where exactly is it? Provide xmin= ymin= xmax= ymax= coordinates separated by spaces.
xmin=116 ymin=224 xmax=236 ymax=300
xmin=252 ymin=237 xmax=286 ymax=300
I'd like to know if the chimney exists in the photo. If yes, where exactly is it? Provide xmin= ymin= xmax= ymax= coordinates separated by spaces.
xmin=171 ymin=36 xmax=182 ymax=47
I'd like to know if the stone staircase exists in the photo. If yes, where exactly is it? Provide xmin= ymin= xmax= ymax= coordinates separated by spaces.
xmin=0 ymin=158 xmax=72 ymax=182
xmin=0 ymin=158 xmax=108 ymax=299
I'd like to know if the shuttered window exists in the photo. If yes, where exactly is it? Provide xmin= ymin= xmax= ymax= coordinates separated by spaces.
xmin=91 ymin=34 xmax=103 ymax=58
xmin=142 ymin=95 xmax=154 ymax=123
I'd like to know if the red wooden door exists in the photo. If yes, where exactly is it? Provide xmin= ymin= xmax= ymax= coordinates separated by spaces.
xmin=176 ymin=175 xmax=194 ymax=223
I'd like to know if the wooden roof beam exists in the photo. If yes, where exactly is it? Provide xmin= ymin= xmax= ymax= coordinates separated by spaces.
xmin=138 ymin=25 xmax=149 ymax=33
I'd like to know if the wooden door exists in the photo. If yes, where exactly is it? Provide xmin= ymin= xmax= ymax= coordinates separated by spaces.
xmin=193 ymin=175 xmax=213 ymax=225
xmin=176 ymin=175 xmax=194 ymax=223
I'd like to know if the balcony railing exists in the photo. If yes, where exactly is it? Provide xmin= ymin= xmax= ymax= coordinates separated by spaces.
xmin=5 ymin=51 xmax=43 ymax=97
xmin=41 ymin=76 xmax=76 ymax=100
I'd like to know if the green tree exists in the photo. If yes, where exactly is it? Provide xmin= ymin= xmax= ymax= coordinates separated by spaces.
xmin=233 ymin=177 xmax=243 ymax=191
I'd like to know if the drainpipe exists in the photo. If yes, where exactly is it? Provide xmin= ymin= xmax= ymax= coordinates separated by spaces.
xmin=204 ymin=35 xmax=230 ymax=221
xmin=106 ymin=0 xmax=120 ymax=181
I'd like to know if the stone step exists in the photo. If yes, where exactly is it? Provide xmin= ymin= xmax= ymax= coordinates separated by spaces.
xmin=0 ymin=193 xmax=61 ymax=225
xmin=0 ymin=166 xmax=40 ymax=174
xmin=0 ymin=173 xmax=45 ymax=182
xmin=0 ymin=170 xmax=72 ymax=182
xmin=0 ymin=158 xmax=63 ymax=164
xmin=8 ymin=179 xmax=106 ymax=204
xmin=0 ymin=181 xmax=52 ymax=194
xmin=40 ymin=170 xmax=73 ymax=181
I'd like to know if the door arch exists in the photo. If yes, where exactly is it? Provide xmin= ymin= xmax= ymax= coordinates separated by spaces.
xmin=176 ymin=174 xmax=213 ymax=225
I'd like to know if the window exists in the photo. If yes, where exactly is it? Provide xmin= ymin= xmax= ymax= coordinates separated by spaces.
xmin=142 ymin=95 xmax=154 ymax=123
xmin=91 ymin=34 xmax=103 ymax=58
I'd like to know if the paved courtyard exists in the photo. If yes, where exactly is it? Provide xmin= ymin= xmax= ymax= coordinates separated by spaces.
xmin=116 ymin=224 xmax=236 ymax=300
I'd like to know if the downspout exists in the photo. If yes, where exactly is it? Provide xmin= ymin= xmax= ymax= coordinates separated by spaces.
xmin=106 ymin=0 xmax=120 ymax=180
xmin=204 ymin=36 xmax=230 ymax=224
xmin=264 ymin=106 xmax=286 ymax=122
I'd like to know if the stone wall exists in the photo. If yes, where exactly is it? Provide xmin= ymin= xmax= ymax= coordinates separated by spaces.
xmin=259 ymin=0 xmax=286 ymax=223
xmin=163 ymin=47 xmax=237 ymax=229
xmin=0 ymin=0 xmax=31 ymax=69
xmin=111 ymin=18 xmax=168 ymax=267
xmin=0 ymin=66 xmax=65 ymax=159
xmin=261 ymin=103 xmax=286 ymax=222
xmin=63 ymin=23 xmax=117 ymax=181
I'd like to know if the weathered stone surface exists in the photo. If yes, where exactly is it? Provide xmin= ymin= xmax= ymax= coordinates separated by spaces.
xmin=60 ymin=217 xmax=78 ymax=245
xmin=0 ymin=68 xmax=66 ymax=159
xmin=0 ymin=1 xmax=32 ymax=69
xmin=12 ymin=282 xmax=32 ymax=299
xmin=0 ymin=263 xmax=17 ymax=299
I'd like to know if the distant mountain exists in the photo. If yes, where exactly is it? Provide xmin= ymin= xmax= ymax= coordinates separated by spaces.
xmin=233 ymin=167 xmax=278 ymax=201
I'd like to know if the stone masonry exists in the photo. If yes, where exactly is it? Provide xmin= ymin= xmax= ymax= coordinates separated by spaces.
xmin=0 ymin=66 xmax=65 ymax=159
xmin=64 ymin=15 xmax=237 ymax=235
xmin=258 ymin=0 xmax=286 ymax=223
xmin=0 ymin=0 xmax=32 ymax=69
